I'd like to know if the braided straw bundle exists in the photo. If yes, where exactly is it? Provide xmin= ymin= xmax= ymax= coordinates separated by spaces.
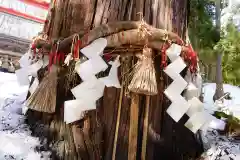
xmin=26 ymin=65 xmax=58 ymax=113
xmin=128 ymin=47 xmax=158 ymax=95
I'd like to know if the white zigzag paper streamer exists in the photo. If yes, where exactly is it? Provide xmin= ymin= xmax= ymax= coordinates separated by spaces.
xmin=164 ymin=46 xmax=189 ymax=122
xmin=184 ymin=70 xmax=214 ymax=133
xmin=65 ymin=39 xmax=107 ymax=124
xmin=164 ymin=44 xmax=214 ymax=133
xmin=65 ymin=38 xmax=121 ymax=124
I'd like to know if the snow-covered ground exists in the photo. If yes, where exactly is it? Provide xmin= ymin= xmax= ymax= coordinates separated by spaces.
xmin=201 ymin=83 xmax=240 ymax=160
xmin=203 ymin=83 xmax=240 ymax=118
xmin=1 ymin=72 xmax=240 ymax=159
xmin=0 ymin=72 xmax=51 ymax=160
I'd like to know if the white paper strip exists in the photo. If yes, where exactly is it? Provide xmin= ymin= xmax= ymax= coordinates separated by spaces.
xmin=80 ymin=38 xmax=107 ymax=59
xmin=28 ymin=60 xmax=43 ymax=77
xmin=184 ymin=82 xmax=199 ymax=100
xmin=99 ymin=56 xmax=121 ymax=88
xmin=185 ymin=111 xmax=209 ymax=133
xmin=75 ymin=56 xmax=108 ymax=81
xmin=166 ymin=97 xmax=190 ymax=122
xmin=184 ymin=68 xmax=202 ymax=99
xmin=64 ymin=99 xmax=96 ymax=124
xmin=19 ymin=51 xmax=32 ymax=68
xmin=163 ymin=43 xmax=214 ymax=133
xmin=166 ymin=44 xmax=182 ymax=62
xmin=164 ymin=77 xmax=187 ymax=100
xmin=71 ymin=77 xmax=105 ymax=102
xmin=29 ymin=78 xmax=39 ymax=94
xmin=22 ymin=104 xmax=28 ymax=115
xmin=164 ymin=44 xmax=189 ymax=122
xmin=186 ymin=97 xmax=204 ymax=117
xmin=164 ymin=57 xmax=186 ymax=80
xmin=15 ymin=68 xmax=30 ymax=86
xmin=64 ymin=53 xmax=73 ymax=66
xmin=43 ymin=55 xmax=49 ymax=68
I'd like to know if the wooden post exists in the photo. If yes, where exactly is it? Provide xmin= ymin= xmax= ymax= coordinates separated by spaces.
xmin=141 ymin=96 xmax=150 ymax=160
xmin=128 ymin=94 xmax=140 ymax=160
xmin=112 ymin=86 xmax=124 ymax=160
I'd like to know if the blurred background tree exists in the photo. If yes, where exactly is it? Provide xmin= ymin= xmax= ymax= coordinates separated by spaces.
xmin=189 ymin=0 xmax=240 ymax=86
xmin=216 ymin=23 xmax=240 ymax=86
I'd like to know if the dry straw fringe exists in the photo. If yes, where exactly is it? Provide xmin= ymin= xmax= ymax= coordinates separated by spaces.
xmin=64 ymin=34 xmax=80 ymax=93
xmin=26 ymin=65 xmax=58 ymax=113
xmin=64 ymin=61 xmax=78 ymax=94
xmin=128 ymin=47 xmax=158 ymax=95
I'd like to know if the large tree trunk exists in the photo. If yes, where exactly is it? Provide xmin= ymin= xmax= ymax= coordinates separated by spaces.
xmin=27 ymin=0 xmax=203 ymax=159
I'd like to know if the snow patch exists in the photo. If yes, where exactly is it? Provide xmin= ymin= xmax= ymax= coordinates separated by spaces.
xmin=0 ymin=72 xmax=51 ymax=160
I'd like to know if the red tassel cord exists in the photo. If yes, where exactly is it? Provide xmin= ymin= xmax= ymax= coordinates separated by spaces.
xmin=57 ymin=52 xmax=65 ymax=64
xmin=103 ymin=53 xmax=113 ymax=62
xmin=160 ymin=43 xmax=171 ymax=69
xmin=175 ymin=36 xmax=185 ymax=46
xmin=48 ymin=43 xmax=56 ymax=71
xmin=73 ymin=40 xmax=81 ymax=60
xmin=184 ymin=44 xmax=197 ymax=74
xmin=171 ymin=36 xmax=198 ymax=74
xmin=48 ymin=51 xmax=55 ymax=71
xmin=31 ymin=44 xmax=37 ymax=57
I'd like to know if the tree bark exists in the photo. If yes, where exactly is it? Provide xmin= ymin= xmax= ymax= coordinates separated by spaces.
xmin=27 ymin=0 xmax=203 ymax=159
xmin=214 ymin=0 xmax=224 ymax=101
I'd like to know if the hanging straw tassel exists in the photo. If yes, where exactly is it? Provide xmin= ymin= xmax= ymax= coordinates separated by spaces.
xmin=26 ymin=65 xmax=58 ymax=113
xmin=128 ymin=47 xmax=158 ymax=95
xmin=26 ymin=41 xmax=61 ymax=113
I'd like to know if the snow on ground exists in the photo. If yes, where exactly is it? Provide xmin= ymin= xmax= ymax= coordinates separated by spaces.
xmin=203 ymin=83 xmax=240 ymax=119
xmin=201 ymin=83 xmax=240 ymax=160
xmin=0 ymin=72 xmax=51 ymax=160
xmin=1 ymin=72 xmax=240 ymax=159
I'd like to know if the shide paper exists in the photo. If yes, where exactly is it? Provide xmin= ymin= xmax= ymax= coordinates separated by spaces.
xmin=184 ymin=82 xmax=199 ymax=100
xmin=64 ymin=100 xmax=96 ymax=124
xmin=186 ymin=97 xmax=204 ymax=117
xmin=164 ymin=45 xmax=188 ymax=122
xmin=80 ymin=38 xmax=107 ymax=59
xmin=28 ymin=60 xmax=43 ymax=77
xmin=99 ymin=56 xmax=121 ymax=88
xmin=17 ymin=51 xmax=44 ymax=86
xmin=65 ymin=38 xmax=121 ymax=123
xmin=185 ymin=111 xmax=209 ymax=133
xmin=15 ymin=68 xmax=30 ymax=86
xmin=75 ymin=56 xmax=108 ymax=81
xmin=166 ymin=43 xmax=182 ymax=61
xmin=71 ymin=77 xmax=105 ymax=102
xmin=164 ymin=43 xmax=214 ymax=133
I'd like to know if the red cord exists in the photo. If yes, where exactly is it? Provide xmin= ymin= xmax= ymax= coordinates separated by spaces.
xmin=161 ymin=43 xmax=170 ymax=69
xmin=185 ymin=44 xmax=197 ymax=73
xmin=103 ymin=53 xmax=112 ymax=62
xmin=48 ymin=52 xmax=54 ymax=71
xmin=31 ymin=44 xmax=37 ymax=56
xmin=57 ymin=52 xmax=65 ymax=64
xmin=173 ymin=36 xmax=198 ymax=73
